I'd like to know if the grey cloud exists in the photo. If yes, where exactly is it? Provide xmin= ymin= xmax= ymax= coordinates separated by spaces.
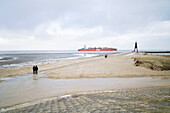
xmin=0 ymin=0 xmax=170 ymax=50
xmin=1 ymin=0 xmax=170 ymax=31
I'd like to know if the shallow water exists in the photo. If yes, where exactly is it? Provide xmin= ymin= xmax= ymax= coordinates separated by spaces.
xmin=0 ymin=51 xmax=103 ymax=68
xmin=0 ymin=72 xmax=170 ymax=108
xmin=0 ymin=50 xmax=119 ymax=68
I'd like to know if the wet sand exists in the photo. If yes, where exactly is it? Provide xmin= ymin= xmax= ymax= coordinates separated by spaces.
xmin=1 ymin=86 xmax=170 ymax=112
xmin=0 ymin=55 xmax=101 ymax=78
xmin=0 ymin=75 xmax=170 ymax=108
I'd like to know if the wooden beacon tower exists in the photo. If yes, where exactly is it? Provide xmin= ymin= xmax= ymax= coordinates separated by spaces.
xmin=134 ymin=42 xmax=138 ymax=52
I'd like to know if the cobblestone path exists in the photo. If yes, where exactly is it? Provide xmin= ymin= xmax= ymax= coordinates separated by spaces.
xmin=1 ymin=86 xmax=170 ymax=113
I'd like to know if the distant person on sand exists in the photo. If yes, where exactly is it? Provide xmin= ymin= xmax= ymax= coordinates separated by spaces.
xmin=33 ymin=65 xmax=36 ymax=74
xmin=33 ymin=65 xmax=38 ymax=74
xmin=105 ymin=55 xmax=107 ymax=58
xmin=35 ymin=65 xmax=38 ymax=74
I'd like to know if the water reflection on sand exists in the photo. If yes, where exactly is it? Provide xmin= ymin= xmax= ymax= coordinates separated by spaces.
xmin=0 ymin=73 xmax=170 ymax=108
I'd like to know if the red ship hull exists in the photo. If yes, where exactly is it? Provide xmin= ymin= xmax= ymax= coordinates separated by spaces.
xmin=78 ymin=48 xmax=117 ymax=51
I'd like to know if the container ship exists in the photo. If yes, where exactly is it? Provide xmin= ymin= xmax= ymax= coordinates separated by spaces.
xmin=78 ymin=46 xmax=117 ymax=51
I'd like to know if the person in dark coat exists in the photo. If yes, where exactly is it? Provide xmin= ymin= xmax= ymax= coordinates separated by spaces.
xmin=33 ymin=65 xmax=36 ymax=74
xmin=105 ymin=55 xmax=107 ymax=58
xmin=35 ymin=65 xmax=38 ymax=74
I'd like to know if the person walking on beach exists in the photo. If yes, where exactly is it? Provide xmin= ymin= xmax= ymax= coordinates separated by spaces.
xmin=33 ymin=65 xmax=38 ymax=74
xmin=33 ymin=65 xmax=38 ymax=80
xmin=105 ymin=55 xmax=107 ymax=58
xmin=35 ymin=65 xmax=38 ymax=74
xmin=33 ymin=65 xmax=36 ymax=74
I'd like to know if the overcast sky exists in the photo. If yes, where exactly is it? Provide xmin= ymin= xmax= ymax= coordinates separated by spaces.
xmin=0 ymin=0 xmax=170 ymax=50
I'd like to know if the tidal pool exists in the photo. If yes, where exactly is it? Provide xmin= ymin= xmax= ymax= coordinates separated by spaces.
xmin=0 ymin=73 xmax=169 ymax=108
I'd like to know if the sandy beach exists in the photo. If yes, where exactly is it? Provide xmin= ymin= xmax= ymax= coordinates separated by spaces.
xmin=0 ymin=53 xmax=170 ymax=80
xmin=42 ymin=53 xmax=170 ymax=79
xmin=0 ymin=52 xmax=170 ymax=112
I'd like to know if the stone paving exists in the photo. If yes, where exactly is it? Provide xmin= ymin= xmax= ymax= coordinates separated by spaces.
xmin=1 ymin=86 xmax=170 ymax=113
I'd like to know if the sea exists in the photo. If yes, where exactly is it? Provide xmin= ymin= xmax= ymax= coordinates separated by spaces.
xmin=1 ymin=50 xmax=169 ymax=69
xmin=0 ymin=50 xmax=119 ymax=68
